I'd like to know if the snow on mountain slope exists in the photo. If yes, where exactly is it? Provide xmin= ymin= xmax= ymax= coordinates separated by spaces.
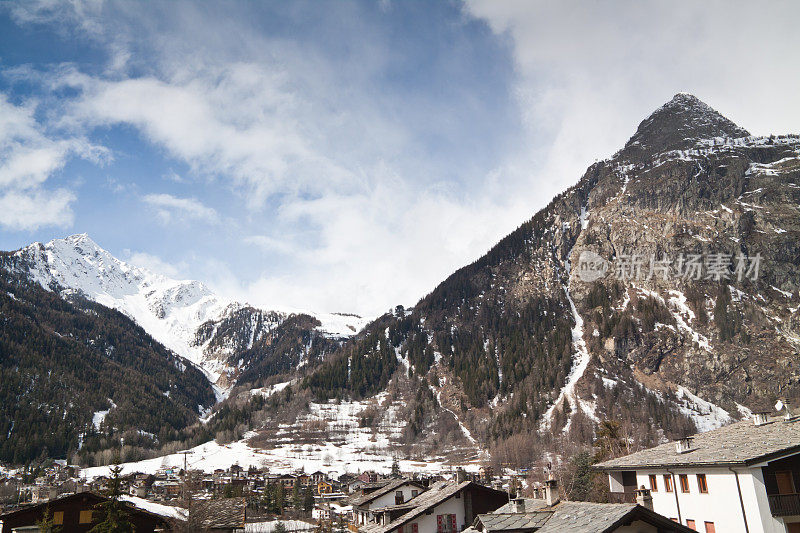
xmin=12 ymin=234 xmax=368 ymax=399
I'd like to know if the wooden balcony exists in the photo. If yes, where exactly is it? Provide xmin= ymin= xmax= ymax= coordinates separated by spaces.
xmin=768 ymin=493 xmax=800 ymax=517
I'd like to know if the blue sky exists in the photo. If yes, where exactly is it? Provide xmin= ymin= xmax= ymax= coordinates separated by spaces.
xmin=1 ymin=1 xmax=799 ymax=316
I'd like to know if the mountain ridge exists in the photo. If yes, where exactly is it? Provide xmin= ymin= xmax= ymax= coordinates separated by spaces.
xmin=9 ymin=234 xmax=369 ymax=398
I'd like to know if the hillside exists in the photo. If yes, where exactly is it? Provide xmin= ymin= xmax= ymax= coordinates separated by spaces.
xmin=9 ymin=234 xmax=367 ymax=398
xmin=3 ymin=93 xmax=798 ymax=474
xmin=287 ymin=93 xmax=800 ymax=462
xmin=0 ymin=265 xmax=216 ymax=464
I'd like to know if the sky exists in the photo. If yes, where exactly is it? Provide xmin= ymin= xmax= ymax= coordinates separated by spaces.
xmin=1 ymin=1 xmax=799 ymax=317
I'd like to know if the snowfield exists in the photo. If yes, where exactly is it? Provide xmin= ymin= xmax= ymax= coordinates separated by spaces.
xmin=81 ymin=434 xmax=478 ymax=481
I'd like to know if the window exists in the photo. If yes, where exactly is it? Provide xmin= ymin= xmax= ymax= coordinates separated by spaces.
xmin=395 ymin=490 xmax=404 ymax=504
xmin=697 ymin=474 xmax=708 ymax=493
xmin=679 ymin=474 xmax=690 ymax=493
xmin=649 ymin=474 xmax=658 ymax=492
xmin=704 ymin=522 xmax=716 ymax=533
xmin=436 ymin=514 xmax=457 ymax=533
xmin=686 ymin=519 xmax=696 ymax=530
xmin=664 ymin=475 xmax=673 ymax=492
xmin=53 ymin=511 xmax=64 ymax=525
xmin=79 ymin=510 xmax=94 ymax=524
xmin=411 ymin=524 xmax=418 ymax=533
xmin=411 ymin=490 xmax=419 ymax=498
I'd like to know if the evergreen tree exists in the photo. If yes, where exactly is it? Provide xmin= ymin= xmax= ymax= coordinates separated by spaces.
xmin=36 ymin=505 xmax=61 ymax=533
xmin=292 ymin=481 xmax=302 ymax=511
xmin=89 ymin=465 xmax=135 ymax=533
xmin=275 ymin=483 xmax=285 ymax=514
xmin=302 ymin=486 xmax=314 ymax=513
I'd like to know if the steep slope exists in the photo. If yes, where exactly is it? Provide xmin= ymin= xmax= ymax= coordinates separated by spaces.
xmin=0 ymin=265 xmax=216 ymax=465
xmin=9 ymin=235 xmax=368 ymax=397
xmin=297 ymin=94 xmax=800 ymax=457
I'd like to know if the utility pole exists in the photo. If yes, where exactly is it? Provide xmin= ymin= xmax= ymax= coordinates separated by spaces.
xmin=180 ymin=452 xmax=190 ymax=502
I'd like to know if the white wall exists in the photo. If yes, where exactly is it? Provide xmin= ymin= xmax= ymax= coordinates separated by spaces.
xmin=370 ymin=484 xmax=422 ymax=509
xmin=390 ymin=493 xmax=466 ymax=533
xmin=631 ymin=467 xmax=783 ymax=533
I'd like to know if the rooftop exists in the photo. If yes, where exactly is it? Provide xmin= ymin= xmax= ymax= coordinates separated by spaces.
xmin=596 ymin=416 xmax=800 ymax=470
xmin=350 ymin=478 xmax=422 ymax=508
xmin=476 ymin=501 xmax=695 ymax=533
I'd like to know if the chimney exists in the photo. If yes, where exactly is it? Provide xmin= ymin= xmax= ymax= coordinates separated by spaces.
xmin=675 ymin=437 xmax=694 ymax=454
xmin=511 ymin=497 xmax=526 ymax=513
xmin=544 ymin=479 xmax=559 ymax=507
xmin=635 ymin=486 xmax=653 ymax=510
xmin=753 ymin=412 xmax=769 ymax=426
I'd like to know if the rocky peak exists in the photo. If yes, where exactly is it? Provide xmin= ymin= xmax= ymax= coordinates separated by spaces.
xmin=623 ymin=93 xmax=750 ymax=157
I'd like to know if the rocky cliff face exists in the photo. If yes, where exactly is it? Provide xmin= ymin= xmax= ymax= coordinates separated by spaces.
xmin=297 ymin=94 xmax=800 ymax=453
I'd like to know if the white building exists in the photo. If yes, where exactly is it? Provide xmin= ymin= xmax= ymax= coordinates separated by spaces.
xmin=363 ymin=480 xmax=508 ymax=533
xmin=352 ymin=479 xmax=427 ymax=527
xmin=596 ymin=414 xmax=800 ymax=533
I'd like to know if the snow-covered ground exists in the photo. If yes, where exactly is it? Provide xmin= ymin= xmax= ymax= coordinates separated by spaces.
xmin=246 ymin=520 xmax=316 ymax=532
xmin=81 ymin=435 xmax=477 ymax=481
xmin=541 ymin=286 xmax=598 ymax=431
xmin=120 ymin=495 xmax=188 ymax=520
xmin=92 ymin=400 xmax=117 ymax=430
xmin=83 ymin=392 xmax=483 ymax=481
xmin=674 ymin=386 xmax=733 ymax=432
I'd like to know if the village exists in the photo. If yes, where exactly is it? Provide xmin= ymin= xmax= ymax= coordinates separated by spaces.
xmin=3 ymin=409 xmax=800 ymax=532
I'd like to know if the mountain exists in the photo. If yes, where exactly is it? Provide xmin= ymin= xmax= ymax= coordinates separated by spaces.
xmin=4 ymin=93 xmax=798 ymax=473
xmin=0 ymin=263 xmax=216 ymax=465
xmin=284 ymin=93 xmax=800 ymax=463
xmin=9 ymin=234 xmax=368 ymax=398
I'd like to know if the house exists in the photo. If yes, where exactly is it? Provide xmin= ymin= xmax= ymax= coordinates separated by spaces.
xmin=0 ymin=491 xmax=177 ymax=533
xmin=278 ymin=474 xmax=297 ymax=490
xmin=318 ymin=481 xmax=334 ymax=495
xmin=595 ymin=413 xmax=800 ymax=533
xmin=311 ymin=471 xmax=327 ymax=484
xmin=364 ymin=480 xmax=509 ymax=533
xmin=352 ymin=479 xmax=427 ymax=527
xmin=359 ymin=472 xmax=380 ymax=484
xmin=466 ymin=479 xmax=693 ymax=533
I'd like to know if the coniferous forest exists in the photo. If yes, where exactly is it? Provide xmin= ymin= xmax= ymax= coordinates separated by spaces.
xmin=0 ymin=262 xmax=215 ymax=464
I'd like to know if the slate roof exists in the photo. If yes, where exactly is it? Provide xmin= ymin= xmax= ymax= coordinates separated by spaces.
xmin=492 ymin=499 xmax=549 ymax=514
xmin=351 ymin=478 xmax=422 ymax=508
xmin=596 ymin=416 xmax=800 ymax=470
xmin=371 ymin=481 xmax=508 ymax=533
xmin=190 ymin=497 xmax=246 ymax=529
xmin=477 ymin=511 xmax=553 ymax=531
xmin=476 ymin=501 xmax=695 ymax=533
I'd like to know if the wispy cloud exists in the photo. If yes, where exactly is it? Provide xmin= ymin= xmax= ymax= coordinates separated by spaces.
xmin=0 ymin=94 xmax=107 ymax=230
xmin=2 ymin=1 xmax=799 ymax=314
xmin=142 ymin=193 xmax=219 ymax=225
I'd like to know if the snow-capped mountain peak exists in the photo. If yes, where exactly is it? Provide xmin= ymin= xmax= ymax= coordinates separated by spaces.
xmin=12 ymin=234 xmax=368 ymax=400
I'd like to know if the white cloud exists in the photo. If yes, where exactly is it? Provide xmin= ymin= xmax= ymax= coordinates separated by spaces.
xmin=0 ymin=94 xmax=107 ymax=230
xmin=125 ymin=251 xmax=187 ymax=279
xmin=5 ymin=2 xmax=800 ymax=315
xmin=142 ymin=193 xmax=218 ymax=225
xmin=464 ymin=0 xmax=800 ymax=200
xmin=0 ymin=188 xmax=76 ymax=230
